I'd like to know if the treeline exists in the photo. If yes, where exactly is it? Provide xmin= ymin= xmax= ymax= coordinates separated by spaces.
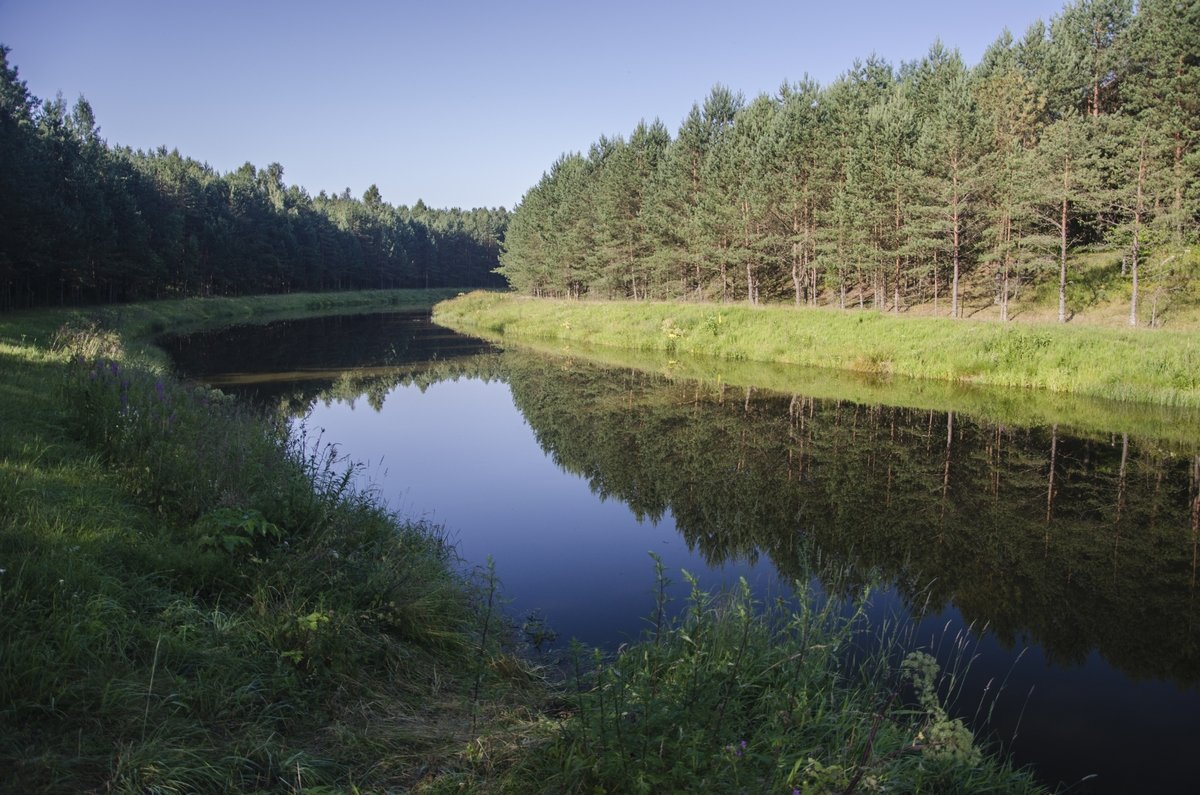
xmin=499 ymin=0 xmax=1198 ymax=324
xmin=0 ymin=47 xmax=507 ymax=310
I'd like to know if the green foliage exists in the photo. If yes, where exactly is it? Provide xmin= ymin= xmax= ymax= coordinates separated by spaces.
xmin=194 ymin=507 xmax=282 ymax=554
xmin=509 ymin=572 xmax=1042 ymax=793
xmin=0 ymin=306 xmax=492 ymax=792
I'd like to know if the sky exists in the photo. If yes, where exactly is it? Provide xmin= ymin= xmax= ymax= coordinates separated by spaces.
xmin=1 ymin=0 xmax=1070 ymax=211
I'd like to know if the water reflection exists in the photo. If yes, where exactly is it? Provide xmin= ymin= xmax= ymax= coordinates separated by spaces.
xmin=163 ymin=311 xmax=1200 ymax=792
xmin=504 ymin=358 xmax=1200 ymax=682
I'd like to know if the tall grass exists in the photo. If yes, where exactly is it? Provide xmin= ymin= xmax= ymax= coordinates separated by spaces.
xmin=0 ymin=312 xmax=504 ymax=792
xmin=494 ymin=566 xmax=1044 ymax=794
xmin=435 ymin=292 xmax=1200 ymax=409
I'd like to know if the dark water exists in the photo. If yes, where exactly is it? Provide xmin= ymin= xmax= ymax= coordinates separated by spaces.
xmin=161 ymin=310 xmax=1200 ymax=793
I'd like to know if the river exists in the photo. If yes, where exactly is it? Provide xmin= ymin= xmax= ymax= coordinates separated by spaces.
xmin=160 ymin=308 xmax=1200 ymax=793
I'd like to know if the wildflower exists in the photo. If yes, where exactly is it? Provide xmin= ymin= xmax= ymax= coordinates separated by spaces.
xmin=155 ymin=380 xmax=165 ymax=400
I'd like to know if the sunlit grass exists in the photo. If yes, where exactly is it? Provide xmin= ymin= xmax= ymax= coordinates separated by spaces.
xmin=436 ymin=291 xmax=1200 ymax=409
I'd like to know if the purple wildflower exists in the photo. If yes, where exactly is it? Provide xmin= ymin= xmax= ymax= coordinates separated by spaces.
xmin=155 ymin=380 xmax=165 ymax=401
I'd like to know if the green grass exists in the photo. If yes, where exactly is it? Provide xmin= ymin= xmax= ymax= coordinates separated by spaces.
xmin=0 ymin=290 xmax=526 ymax=792
xmin=435 ymin=291 xmax=1200 ymax=410
xmin=0 ymin=287 xmax=464 ymax=370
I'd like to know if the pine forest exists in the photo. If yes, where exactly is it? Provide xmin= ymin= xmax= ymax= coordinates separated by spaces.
xmin=0 ymin=46 xmax=507 ymax=310
xmin=498 ymin=0 xmax=1199 ymax=326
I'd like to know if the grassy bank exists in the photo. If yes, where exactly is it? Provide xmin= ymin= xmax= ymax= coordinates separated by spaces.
xmin=0 ymin=290 xmax=528 ymax=791
xmin=435 ymin=291 xmax=1200 ymax=409
xmin=1 ymin=290 xmax=1046 ymax=792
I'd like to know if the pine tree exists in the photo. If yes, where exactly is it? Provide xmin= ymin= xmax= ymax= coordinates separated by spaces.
xmin=1028 ymin=114 xmax=1103 ymax=322
xmin=1120 ymin=0 xmax=1200 ymax=245
xmin=974 ymin=36 xmax=1047 ymax=321
xmin=1048 ymin=0 xmax=1134 ymax=118
xmin=820 ymin=57 xmax=896 ymax=310
xmin=755 ymin=78 xmax=825 ymax=305
xmin=911 ymin=44 xmax=982 ymax=317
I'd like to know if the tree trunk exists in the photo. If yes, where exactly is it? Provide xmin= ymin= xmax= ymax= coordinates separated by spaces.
xmin=933 ymin=248 xmax=940 ymax=313
xmin=1130 ymin=139 xmax=1146 ymax=327
xmin=1058 ymin=155 xmax=1070 ymax=323
xmin=893 ymin=192 xmax=902 ymax=312
xmin=791 ymin=241 xmax=802 ymax=305
xmin=950 ymin=169 xmax=961 ymax=319
xmin=1000 ymin=213 xmax=1011 ymax=323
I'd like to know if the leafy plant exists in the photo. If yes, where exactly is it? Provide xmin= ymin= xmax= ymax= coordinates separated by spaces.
xmin=194 ymin=507 xmax=283 ymax=554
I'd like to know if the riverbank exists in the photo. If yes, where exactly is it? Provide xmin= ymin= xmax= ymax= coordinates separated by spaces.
xmin=1 ymin=290 xmax=1047 ymax=792
xmin=0 ymin=290 xmax=531 ymax=791
xmin=434 ymin=291 xmax=1200 ymax=409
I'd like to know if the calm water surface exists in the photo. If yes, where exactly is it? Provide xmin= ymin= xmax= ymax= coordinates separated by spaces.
xmin=162 ymin=310 xmax=1200 ymax=793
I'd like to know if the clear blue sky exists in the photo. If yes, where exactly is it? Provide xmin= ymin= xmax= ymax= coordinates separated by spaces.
xmin=2 ymin=0 xmax=1068 ymax=210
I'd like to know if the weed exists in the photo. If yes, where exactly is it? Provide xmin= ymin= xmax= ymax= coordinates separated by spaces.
xmin=504 ymin=571 xmax=1043 ymax=794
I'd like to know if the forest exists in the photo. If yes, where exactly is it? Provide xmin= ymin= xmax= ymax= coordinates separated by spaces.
xmin=0 ymin=46 xmax=507 ymax=310
xmin=498 ymin=0 xmax=1199 ymax=324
